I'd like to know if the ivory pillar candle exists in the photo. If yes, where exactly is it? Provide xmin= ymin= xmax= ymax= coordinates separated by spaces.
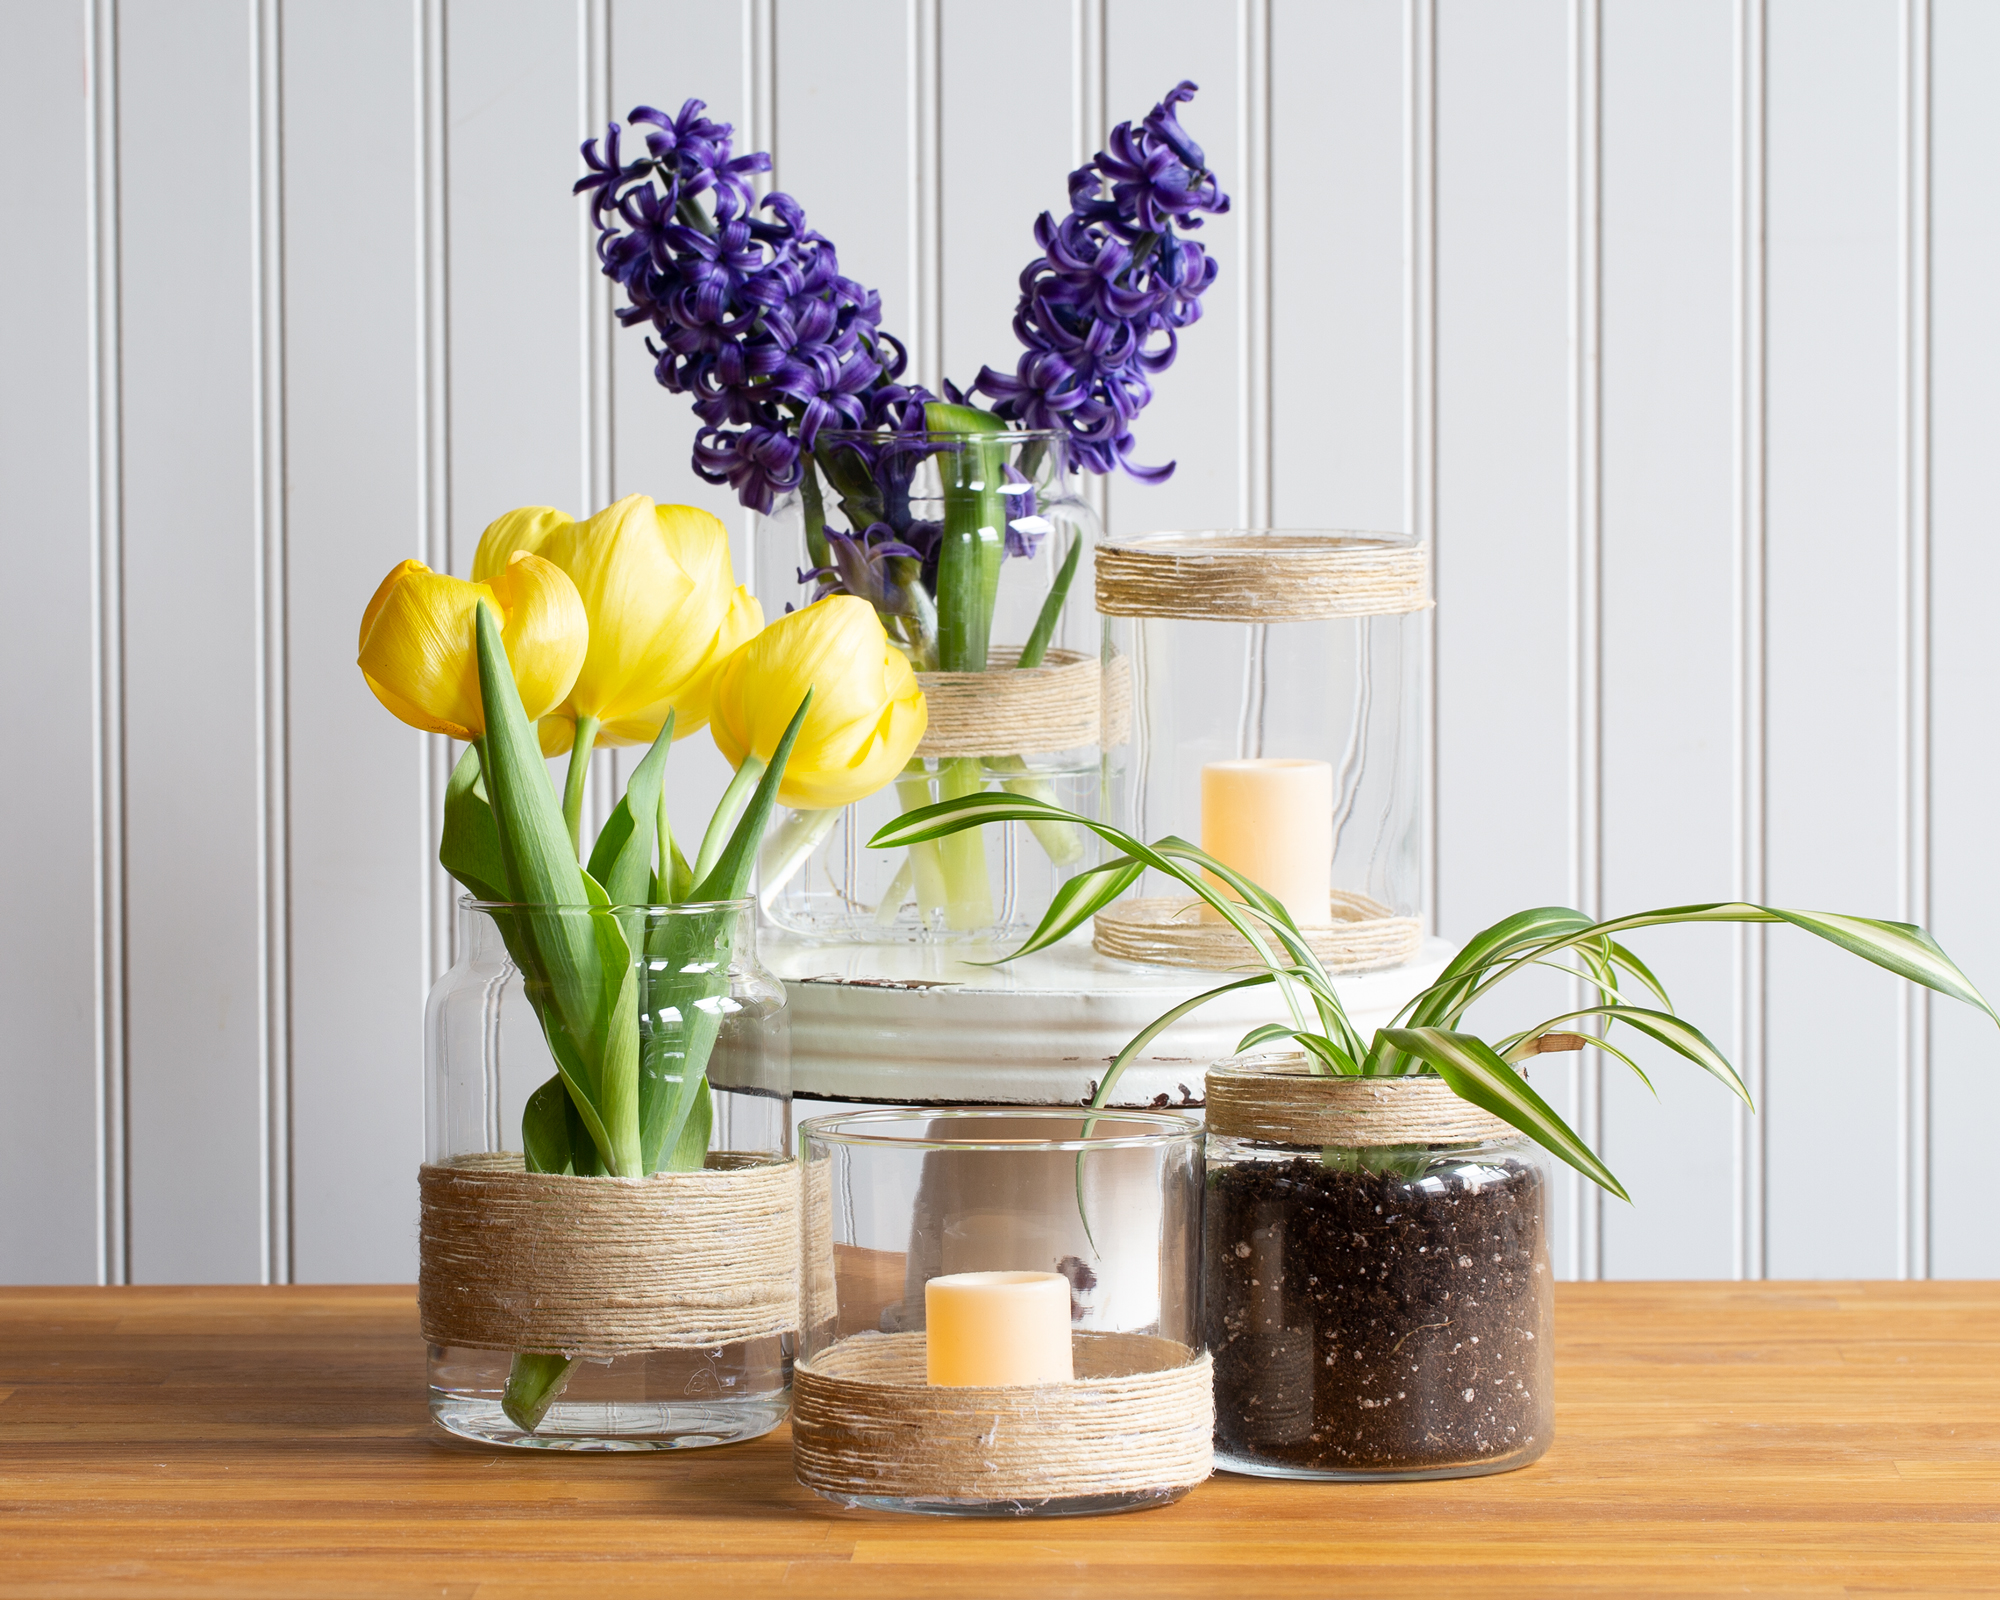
xmin=924 ymin=1271 xmax=1074 ymax=1386
xmin=1200 ymin=758 xmax=1334 ymax=926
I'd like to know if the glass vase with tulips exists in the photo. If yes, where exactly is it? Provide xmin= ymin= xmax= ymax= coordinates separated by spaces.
xmin=358 ymin=495 xmax=926 ymax=1446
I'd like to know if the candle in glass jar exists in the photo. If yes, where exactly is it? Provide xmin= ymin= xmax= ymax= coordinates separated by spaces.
xmin=924 ymin=1270 xmax=1074 ymax=1386
xmin=1200 ymin=758 xmax=1334 ymax=926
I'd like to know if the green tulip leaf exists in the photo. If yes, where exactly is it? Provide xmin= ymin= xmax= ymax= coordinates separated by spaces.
xmin=587 ymin=709 xmax=676 ymax=906
xmin=439 ymin=744 xmax=509 ymax=904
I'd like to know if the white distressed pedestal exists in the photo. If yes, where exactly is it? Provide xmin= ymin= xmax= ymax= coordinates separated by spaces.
xmin=765 ymin=932 xmax=1454 ymax=1110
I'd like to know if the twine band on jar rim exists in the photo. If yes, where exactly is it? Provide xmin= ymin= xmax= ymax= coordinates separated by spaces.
xmin=1206 ymin=1056 xmax=1516 ymax=1147
xmin=914 ymin=648 xmax=1108 ymax=759
xmin=1094 ymin=532 xmax=1431 ymax=621
xmin=417 ymin=1151 xmax=801 ymax=1356
xmin=791 ymin=1330 xmax=1213 ymax=1503
xmin=1092 ymin=893 xmax=1425 ymax=975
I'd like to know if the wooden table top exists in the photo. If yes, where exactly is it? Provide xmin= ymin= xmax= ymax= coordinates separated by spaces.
xmin=0 ymin=1282 xmax=1995 ymax=1597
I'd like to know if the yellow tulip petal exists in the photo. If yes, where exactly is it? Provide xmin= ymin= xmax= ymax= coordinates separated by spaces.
xmin=487 ymin=552 xmax=589 ymax=723
xmin=710 ymin=595 xmax=928 ymax=810
xmin=472 ymin=505 xmax=573 ymax=581
xmin=357 ymin=552 xmax=586 ymax=739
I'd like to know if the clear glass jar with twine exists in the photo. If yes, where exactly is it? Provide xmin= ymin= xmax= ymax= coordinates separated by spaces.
xmin=421 ymin=897 xmax=793 ymax=1451
xmin=1095 ymin=529 xmax=1427 ymax=975
xmin=1203 ymin=1054 xmax=1554 ymax=1481
xmin=792 ymin=1107 xmax=1210 ymax=1516
xmin=753 ymin=429 xmax=1105 ymax=943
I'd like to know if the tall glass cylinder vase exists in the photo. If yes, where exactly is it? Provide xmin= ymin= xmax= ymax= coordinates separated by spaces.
xmin=421 ymin=898 xmax=792 ymax=1451
xmin=754 ymin=429 xmax=1103 ymax=943
xmin=1096 ymin=530 xmax=1427 ymax=974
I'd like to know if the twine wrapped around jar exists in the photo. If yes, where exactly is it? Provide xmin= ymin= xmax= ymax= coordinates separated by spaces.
xmin=1206 ymin=1056 xmax=1515 ymax=1147
xmin=1093 ymin=892 xmax=1425 ymax=974
xmin=417 ymin=1151 xmax=801 ymax=1357
xmin=791 ymin=1330 xmax=1212 ymax=1503
xmin=1095 ymin=532 xmax=1431 ymax=621
xmin=914 ymin=648 xmax=1112 ymax=758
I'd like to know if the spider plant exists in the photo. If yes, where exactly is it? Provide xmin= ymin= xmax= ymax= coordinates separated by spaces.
xmin=870 ymin=793 xmax=1998 ymax=1199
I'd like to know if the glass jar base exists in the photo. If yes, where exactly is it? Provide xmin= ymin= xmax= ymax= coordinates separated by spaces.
xmin=811 ymin=1485 xmax=1194 ymax=1518
xmin=430 ymin=1392 xmax=790 ymax=1452
xmin=1213 ymin=1435 xmax=1549 ymax=1483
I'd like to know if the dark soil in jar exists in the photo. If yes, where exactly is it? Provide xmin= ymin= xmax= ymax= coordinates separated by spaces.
xmin=1205 ymin=1152 xmax=1550 ymax=1474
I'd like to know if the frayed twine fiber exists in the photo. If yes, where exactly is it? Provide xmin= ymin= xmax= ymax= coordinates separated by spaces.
xmin=1095 ymin=533 xmax=1431 ymax=621
xmin=914 ymin=648 xmax=1115 ymax=758
xmin=417 ymin=1151 xmax=800 ymax=1356
xmin=792 ymin=1330 xmax=1212 ymax=1502
xmin=1206 ymin=1057 xmax=1515 ymax=1147
xmin=1093 ymin=892 xmax=1425 ymax=975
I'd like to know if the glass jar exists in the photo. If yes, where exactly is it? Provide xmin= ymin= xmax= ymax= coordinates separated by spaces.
xmin=1203 ymin=1058 xmax=1553 ymax=1481
xmin=422 ymin=898 xmax=791 ymax=1451
xmin=754 ymin=429 xmax=1104 ymax=943
xmin=793 ymin=1108 xmax=1208 ymax=1516
xmin=1096 ymin=530 xmax=1427 ymax=973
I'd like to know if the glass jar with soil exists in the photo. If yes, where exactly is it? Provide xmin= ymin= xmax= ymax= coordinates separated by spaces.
xmin=1203 ymin=1056 xmax=1553 ymax=1481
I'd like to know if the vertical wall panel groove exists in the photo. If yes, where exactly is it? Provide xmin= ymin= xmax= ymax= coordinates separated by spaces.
xmin=1568 ymin=0 xmax=1604 ymax=1281
xmin=1405 ymin=0 xmax=1438 ymax=937
xmin=1731 ymin=0 xmax=1768 ymax=1282
xmin=1896 ymin=0 xmax=1932 ymax=1282
xmin=1237 ymin=0 xmax=1272 ymax=534
xmin=1072 ymin=0 xmax=1108 ymax=536
xmin=250 ymin=0 xmax=291 ymax=1284
xmin=907 ymin=0 xmax=941 ymax=396
xmin=416 ymin=0 xmax=453 ymax=983
xmin=577 ymin=0 xmax=616 ymax=841
xmin=86 ymin=0 xmax=129 ymax=1288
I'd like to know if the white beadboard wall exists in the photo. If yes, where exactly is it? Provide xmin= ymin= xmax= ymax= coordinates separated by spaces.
xmin=1 ymin=0 xmax=1994 ymax=1286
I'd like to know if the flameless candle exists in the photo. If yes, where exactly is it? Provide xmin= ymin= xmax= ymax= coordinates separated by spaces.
xmin=1200 ymin=758 xmax=1334 ymax=926
xmin=924 ymin=1270 xmax=1074 ymax=1386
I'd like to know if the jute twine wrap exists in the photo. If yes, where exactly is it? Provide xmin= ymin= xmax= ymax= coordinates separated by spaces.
xmin=792 ymin=1330 xmax=1213 ymax=1503
xmin=914 ymin=648 xmax=1103 ymax=758
xmin=1093 ymin=892 xmax=1425 ymax=975
xmin=1095 ymin=533 xmax=1431 ymax=621
xmin=1206 ymin=1057 xmax=1515 ymax=1147
xmin=417 ymin=1151 xmax=801 ymax=1357
xmin=802 ymin=1156 xmax=837 ymax=1331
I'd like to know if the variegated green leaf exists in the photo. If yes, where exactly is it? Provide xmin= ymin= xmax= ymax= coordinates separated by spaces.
xmin=1090 ymin=974 xmax=1278 ymax=1109
xmin=1381 ymin=1027 xmax=1629 ymax=1201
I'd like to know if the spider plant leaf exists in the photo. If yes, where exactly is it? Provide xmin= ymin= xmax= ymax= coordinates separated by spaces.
xmin=1089 ymin=973 xmax=1279 ymax=1109
xmin=964 ymin=853 xmax=1144 ymax=963
xmin=1579 ymin=903 xmax=2000 ymax=1026
xmin=1379 ymin=1026 xmax=1630 ymax=1202
xmin=1233 ymin=1024 xmax=1359 ymax=1076
xmin=1500 ymin=1025 xmax=1656 ymax=1095
xmin=1606 ymin=939 xmax=1676 ymax=1013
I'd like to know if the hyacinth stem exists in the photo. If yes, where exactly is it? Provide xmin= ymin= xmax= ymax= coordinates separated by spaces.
xmin=895 ymin=767 xmax=952 ymax=927
xmin=503 ymin=1351 xmax=581 ymax=1434
xmin=874 ymin=855 xmax=916 ymax=924
xmin=933 ymin=758 xmax=996 ymax=930
xmin=755 ymin=807 xmax=840 ymax=910
xmin=993 ymin=758 xmax=1084 ymax=865
xmin=560 ymin=715 xmax=602 ymax=857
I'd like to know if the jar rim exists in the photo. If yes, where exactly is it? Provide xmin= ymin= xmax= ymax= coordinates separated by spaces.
xmin=461 ymin=894 xmax=753 ymax=915
xmin=1101 ymin=527 xmax=1418 ymax=551
xmin=809 ymin=427 xmax=1070 ymax=448
xmin=799 ymin=1105 xmax=1201 ymax=1153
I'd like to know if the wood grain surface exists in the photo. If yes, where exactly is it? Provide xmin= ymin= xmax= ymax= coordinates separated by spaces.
xmin=1 ymin=1283 xmax=1996 ymax=1597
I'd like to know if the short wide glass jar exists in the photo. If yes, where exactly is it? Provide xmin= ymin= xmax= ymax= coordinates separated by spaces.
xmin=1203 ymin=1057 xmax=1553 ymax=1480
xmin=421 ymin=898 xmax=792 ymax=1451
xmin=793 ymin=1108 xmax=1210 ymax=1516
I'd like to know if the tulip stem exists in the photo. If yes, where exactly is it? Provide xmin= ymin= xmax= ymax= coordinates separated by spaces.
xmin=560 ymin=715 xmax=601 ymax=858
xmin=693 ymin=757 xmax=765 ymax=888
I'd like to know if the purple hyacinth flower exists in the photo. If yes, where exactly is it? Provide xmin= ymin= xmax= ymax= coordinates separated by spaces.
xmin=973 ymin=81 xmax=1229 ymax=483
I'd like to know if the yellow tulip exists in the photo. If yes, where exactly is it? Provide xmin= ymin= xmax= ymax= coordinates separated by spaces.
xmin=357 ymin=553 xmax=586 ymax=740
xmin=472 ymin=494 xmax=762 ymax=757
xmin=710 ymin=595 xmax=928 ymax=810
